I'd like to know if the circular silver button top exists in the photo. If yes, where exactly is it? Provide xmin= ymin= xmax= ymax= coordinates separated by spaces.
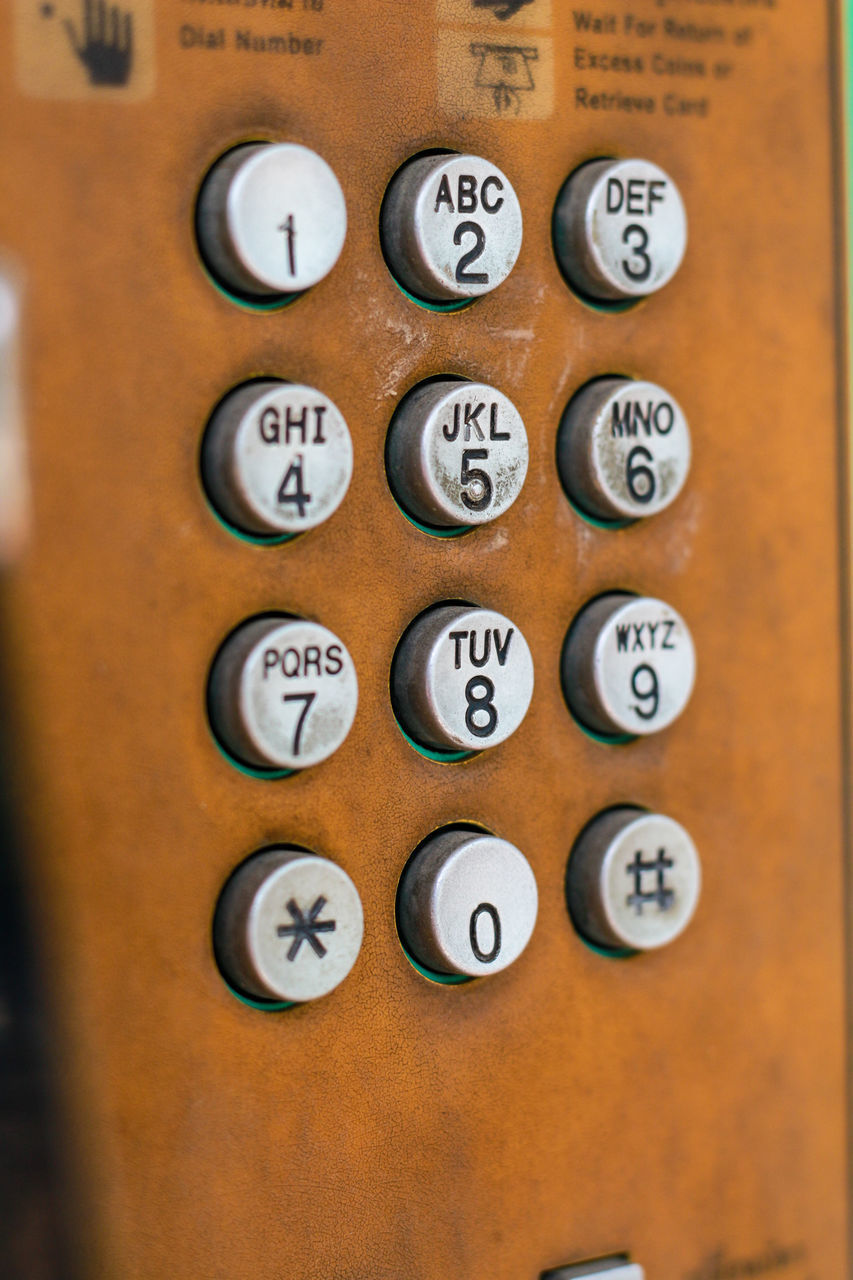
xmin=208 ymin=615 xmax=358 ymax=771
xmin=562 ymin=594 xmax=695 ymax=737
xmin=557 ymin=377 xmax=691 ymax=522
xmin=566 ymin=809 xmax=701 ymax=952
xmin=215 ymin=848 xmax=364 ymax=1002
xmin=397 ymin=828 xmax=538 ymax=977
xmin=554 ymin=158 xmax=687 ymax=302
xmin=381 ymin=153 xmax=523 ymax=303
xmin=386 ymin=379 xmax=528 ymax=528
xmin=202 ymin=380 xmax=353 ymax=537
xmin=392 ymin=604 xmax=534 ymax=753
xmin=196 ymin=142 xmax=347 ymax=299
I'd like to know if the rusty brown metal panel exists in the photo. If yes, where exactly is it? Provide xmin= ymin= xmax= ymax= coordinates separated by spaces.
xmin=0 ymin=1 xmax=848 ymax=1277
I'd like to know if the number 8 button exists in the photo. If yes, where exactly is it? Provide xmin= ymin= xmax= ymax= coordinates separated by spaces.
xmin=562 ymin=594 xmax=696 ymax=738
xmin=208 ymin=615 xmax=358 ymax=772
xmin=392 ymin=603 xmax=534 ymax=754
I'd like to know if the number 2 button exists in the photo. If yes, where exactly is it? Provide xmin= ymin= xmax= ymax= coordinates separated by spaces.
xmin=381 ymin=152 xmax=523 ymax=304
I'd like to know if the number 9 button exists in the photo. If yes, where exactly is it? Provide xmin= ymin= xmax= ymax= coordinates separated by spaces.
xmin=397 ymin=827 xmax=538 ymax=978
xmin=392 ymin=603 xmax=534 ymax=754
xmin=208 ymin=614 xmax=358 ymax=771
xmin=387 ymin=378 xmax=528 ymax=529
xmin=557 ymin=377 xmax=690 ymax=523
xmin=202 ymin=380 xmax=353 ymax=537
xmin=562 ymin=594 xmax=695 ymax=738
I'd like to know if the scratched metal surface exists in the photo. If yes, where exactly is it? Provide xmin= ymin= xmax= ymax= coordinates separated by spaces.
xmin=0 ymin=1 xmax=848 ymax=1277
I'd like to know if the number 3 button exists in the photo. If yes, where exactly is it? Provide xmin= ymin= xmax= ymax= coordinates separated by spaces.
xmin=397 ymin=827 xmax=538 ymax=978
xmin=208 ymin=615 xmax=358 ymax=772
xmin=392 ymin=603 xmax=534 ymax=754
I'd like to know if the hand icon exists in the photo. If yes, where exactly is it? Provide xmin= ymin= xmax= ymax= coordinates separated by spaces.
xmin=64 ymin=0 xmax=133 ymax=86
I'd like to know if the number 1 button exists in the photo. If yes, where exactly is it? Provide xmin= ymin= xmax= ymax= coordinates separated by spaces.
xmin=208 ymin=615 xmax=358 ymax=772
xmin=380 ymin=152 xmax=522 ymax=303
xmin=196 ymin=142 xmax=347 ymax=301
xmin=397 ymin=828 xmax=538 ymax=979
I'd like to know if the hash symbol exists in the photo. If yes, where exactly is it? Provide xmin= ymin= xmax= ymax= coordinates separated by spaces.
xmin=626 ymin=848 xmax=675 ymax=915
xmin=276 ymin=896 xmax=337 ymax=960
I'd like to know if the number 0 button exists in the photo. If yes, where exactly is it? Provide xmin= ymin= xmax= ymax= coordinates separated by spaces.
xmin=553 ymin=158 xmax=687 ymax=302
xmin=202 ymin=380 xmax=353 ymax=537
xmin=392 ymin=603 xmax=534 ymax=753
xmin=196 ymin=142 xmax=347 ymax=300
xmin=381 ymin=152 xmax=523 ymax=303
xmin=557 ymin=377 xmax=690 ymax=522
xmin=387 ymin=378 xmax=528 ymax=528
xmin=208 ymin=615 xmax=358 ymax=771
xmin=397 ymin=827 xmax=538 ymax=978
xmin=562 ymin=594 xmax=695 ymax=737
xmin=214 ymin=848 xmax=364 ymax=1003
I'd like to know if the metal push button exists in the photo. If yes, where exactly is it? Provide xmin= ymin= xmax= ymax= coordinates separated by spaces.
xmin=392 ymin=604 xmax=534 ymax=753
xmin=553 ymin=158 xmax=687 ymax=302
xmin=196 ymin=142 xmax=347 ymax=300
xmin=542 ymin=1259 xmax=644 ymax=1280
xmin=214 ymin=848 xmax=364 ymax=1003
xmin=566 ymin=809 xmax=701 ymax=952
xmin=397 ymin=828 xmax=538 ymax=978
xmin=562 ymin=594 xmax=695 ymax=737
xmin=208 ymin=615 xmax=358 ymax=771
xmin=386 ymin=379 xmax=528 ymax=528
xmin=380 ymin=152 xmax=523 ymax=303
xmin=557 ymin=377 xmax=691 ymax=522
xmin=202 ymin=380 xmax=353 ymax=537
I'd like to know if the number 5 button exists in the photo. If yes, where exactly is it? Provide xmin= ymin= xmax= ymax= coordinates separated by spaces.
xmin=562 ymin=594 xmax=695 ymax=738
xmin=387 ymin=378 xmax=528 ymax=529
xmin=202 ymin=380 xmax=353 ymax=537
xmin=392 ymin=603 xmax=534 ymax=753
xmin=381 ymin=152 xmax=523 ymax=303
xmin=397 ymin=827 xmax=538 ymax=978
xmin=208 ymin=615 xmax=358 ymax=771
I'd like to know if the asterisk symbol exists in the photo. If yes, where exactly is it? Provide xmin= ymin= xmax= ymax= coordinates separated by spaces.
xmin=276 ymin=896 xmax=336 ymax=961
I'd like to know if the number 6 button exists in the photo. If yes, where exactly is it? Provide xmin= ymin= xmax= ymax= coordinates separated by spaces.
xmin=397 ymin=827 xmax=538 ymax=978
xmin=381 ymin=152 xmax=523 ymax=303
xmin=557 ymin=377 xmax=690 ymax=523
xmin=562 ymin=594 xmax=695 ymax=738
xmin=392 ymin=603 xmax=534 ymax=753
xmin=208 ymin=615 xmax=358 ymax=772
